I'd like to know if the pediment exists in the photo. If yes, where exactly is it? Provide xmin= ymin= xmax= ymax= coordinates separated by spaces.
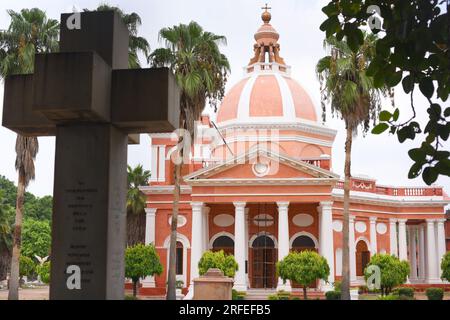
xmin=184 ymin=148 xmax=339 ymax=186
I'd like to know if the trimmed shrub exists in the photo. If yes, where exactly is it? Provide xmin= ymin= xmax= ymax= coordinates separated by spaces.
xmin=325 ymin=290 xmax=341 ymax=300
xmin=426 ymin=288 xmax=444 ymax=300
xmin=268 ymin=294 xmax=279 ymax=300
xmin=397 ymin=287 xmax=414 ymax=298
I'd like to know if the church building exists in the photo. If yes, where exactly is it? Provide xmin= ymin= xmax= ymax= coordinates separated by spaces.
xmin=139 ymin=9 xmax=449 ymax=297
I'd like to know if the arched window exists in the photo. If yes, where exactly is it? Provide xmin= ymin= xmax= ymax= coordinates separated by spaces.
xmin=252 ymin=235 xmax=275 ymax=248
xmin=292 ymin=235 xmax=316 ymax=252
xmin=176 ymin=241 xmax=183 ymax=275
xmin=356 ymin=240 xmax=370 ymax=276
xmin=212 ymin=236 xmax=234 ymax=255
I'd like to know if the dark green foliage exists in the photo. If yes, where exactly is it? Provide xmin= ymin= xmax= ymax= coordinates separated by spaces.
xmin=396 ymin=287 xmax=414 ymax=298
xmin=325 ymin=290 xmax=341 ymax=300
xmin=426 ymin=287 xmax=444 ymax=300
xmin=441 ymin=252 xmax=450 ymax=282
xmin=319 ymin=0 xmax=450 ymax=185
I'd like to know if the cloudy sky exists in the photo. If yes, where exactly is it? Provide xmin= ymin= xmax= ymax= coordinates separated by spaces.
xmin=0 ymin=0 xmax=448 ymax=198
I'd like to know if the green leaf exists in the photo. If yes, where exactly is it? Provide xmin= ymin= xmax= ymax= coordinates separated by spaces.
xmin=372 ymin=123 xmax=389 ymax=134
xmin=444 ymin=107 xmax=450 ymax=118
xmin=435 ymin=160 xmax=450 ymax=176
xmin=408 ymin=148 xmax=426 ymax=162
xmin=419 ymin=78 xmax=435 ymax=98
xmin=322 ymin=3 xmax=339 ymax=16
xmin=385 ymin=71 xmax=402 ymax=87
xmin=393 ymin=108 xmax=400 ymax=121
xmin=422 ymin=166 xmax=438 ymax=185
xmin=402 ymin=75 xmax=414 ymax=93
xmin=379 ymin=110 xmax=392 ymax=122
xmin=408 ymin=162 xmax=422 ymax=179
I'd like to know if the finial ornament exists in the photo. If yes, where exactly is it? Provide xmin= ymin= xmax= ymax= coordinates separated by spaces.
xmin=261 ymin=3 xmax=272 ymax=23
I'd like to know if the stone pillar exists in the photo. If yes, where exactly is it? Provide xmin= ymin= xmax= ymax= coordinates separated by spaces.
xmin=418 ymin=224 xmax=426 ymax=281
xmin=369 ymin=217 xmax=378 ymax=256
xmin=426 ymin=219 xmax=439 ymax=283
xmin=233 ymin=202 xmax=247 ymax=291
xmin=142 ymin=208 xmax=157 ymax=288
xmin=436 ymin=219 xmax=446 ymax=280
xmin=185 ymin=202 xmax=204 ymax=299
xmin=349 ymin=215 xmax=357 ymax=282
xmin=318 ymin=201 xmax=334 ymax=291
xmin=276 ymin=201 xmax=291 ymax=291
xmin=398 ymin=219 xmax=408 ymax=261
xmin=389 ymin=218 xmax=398 ymax=257
xmin=408 ymin=226 xmax=418 ymax=281
xmin=244 ymin=208 xmax=250 ymax=286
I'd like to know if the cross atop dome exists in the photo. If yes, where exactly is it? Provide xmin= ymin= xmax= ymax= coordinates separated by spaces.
xmin=261 ymin=3 xmax=272 ymax=23
xmin=247 ymin=4 xmax=288 ymax=73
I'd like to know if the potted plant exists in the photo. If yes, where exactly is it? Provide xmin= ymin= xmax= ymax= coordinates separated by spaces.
xmin=176 ymin=280 xmax=184 ymax=299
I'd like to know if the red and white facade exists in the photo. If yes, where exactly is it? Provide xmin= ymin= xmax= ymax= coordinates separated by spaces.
xmin=139 ymin=11 xmax=449 ymax=297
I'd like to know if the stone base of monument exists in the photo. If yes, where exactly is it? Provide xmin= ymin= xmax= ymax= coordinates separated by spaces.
xmin=350 ymin=288 xmax=359 ymax=300
xmin=192 ymin=269 xmax=233 ymax=300
xmin=176 ymin=288 xmax=185 ymax=300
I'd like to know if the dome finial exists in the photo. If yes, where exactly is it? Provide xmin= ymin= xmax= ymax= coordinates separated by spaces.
xmin=261 ymin=3 xmax=271 ymax=23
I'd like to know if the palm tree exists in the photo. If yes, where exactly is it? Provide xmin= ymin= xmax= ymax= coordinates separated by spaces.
xmin=316 ymin=33 xmax=388 ymax=300
xmin=127 ymin=164 xmax=151 ymax=246
xmin=90 ymin=5 xmax=150 ymax=68
xmin=0 ymin=8 xmax=59 ymax=300
xmin=149 ymin=21 xmax=230 ymax=300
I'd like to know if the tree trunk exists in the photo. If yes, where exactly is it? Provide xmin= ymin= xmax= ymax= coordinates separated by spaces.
xmin=167 ymin=160 xmax=182 ymax=300
xmin=8 ymin=173 xmax=25 ymax=300
xmin=340 ymin=125 xmax=353 ymax=300
xmin=133 ymin=280 xmax=138 ymax=297
xmin=303 ymin=286 xmax=308 ymax=300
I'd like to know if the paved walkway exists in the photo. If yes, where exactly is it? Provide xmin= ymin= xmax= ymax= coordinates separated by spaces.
xmin=0 ymin=287 xmax=49 ymax=300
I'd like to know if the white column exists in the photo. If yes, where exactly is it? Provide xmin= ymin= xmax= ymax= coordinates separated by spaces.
xmin=398 ymin=219 xmax=408 ymax=261
xmin=418 ymin=224 xmax=426 ymax=281
xmin=185 ymin=202 xmax=204 ymax=299
xmin=142 ymin=208 xmax=157 ymax=288
xmin=234 ymin=202 xmax=247 ymax=291
xmin=408 ymin=226 xmax=418 ymax=281
xmin=276 ymin=201 xmax=291 ymax=291
xmin=244 ymin=208 xmax=250 ymax=286
xmin=349 ymin=215 xmax=357 ymax=282
xmin=389 ymin=218 xmax=398 ymax=257
xmin=426 ymin=219 xmax=439 ymax=283
xmin=369 ymin=217 xmax=378 ymax=256
xmin=436 ymin=219 xmax=446 ymax=281
xmin=318 ymin=201 xmax=335 ymax=291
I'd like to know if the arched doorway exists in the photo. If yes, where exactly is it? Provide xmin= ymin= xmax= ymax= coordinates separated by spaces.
xmin=212 ymin=235 xmax=234 ymax=255
xmin=291 ymin=234 xmax=318 ymax=289
xmin=251 ymin=235 xmax=277 ymax=289
xmin=356 ymin=240 xmax=370 ymax=276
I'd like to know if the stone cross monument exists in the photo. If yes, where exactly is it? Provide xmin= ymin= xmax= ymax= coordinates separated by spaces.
xmin=2 ymin=11 xmax=180 ymax=299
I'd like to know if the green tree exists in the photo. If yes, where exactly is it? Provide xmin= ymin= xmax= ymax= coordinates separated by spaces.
xmin=0 ymin=191 xmax=14 ymax=280
xmin=21 ymin=219 xmax=51 ymax=259
xmin=364 ymin=254 xmax=410 ymax=296
xmin=89 ymin=4 xmax=150 ymax=68
xmin=198 ymin=250 xmax=238 ymax=278
xmin=24 ymin=195 xmax=52 ymax=221
xmin=319 ymin=0 xmax=449 ymax=185
xmin=19 ymin=255 xmax=35 ymax=282
xmin=150 ymin=21 xmax=229 ymax=300
xmin=125 ymin=243 xmax=163 ymax=297
xmin=0 ymin=8 xmax=59 ymax=300
xmin=277 ymin=251 xmax=330 ymax=300
xmin=316 ymin=33 xmax=387 ymax=300
xmin=441 ymin=251 xmax=450 ymax=282
xmin=126 ymin=164 xmax=151 ymax=246
xmin=36 ymin=261 xmax=50 ymax=284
